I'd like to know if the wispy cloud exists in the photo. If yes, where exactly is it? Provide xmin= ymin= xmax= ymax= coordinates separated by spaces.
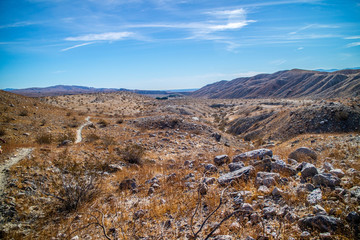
xmin=0 ymin=21 xmax=38 ymax=29
xmin=289 ymin=24 xmax=339 ymax=35
xmin=65 ymin=32 xmax=133 ymax=41
xmin=344 ymin=36 xmax=360 ymax=40
xmin=236 ymin=0 xmax=322 ymax=8
xmin=61 ymin=42 xmax=94 ymax=51
xmin=346 ymin=42 xmax=360 ymax=48
xmin=126 ymin=8 xmax=254 ymax=50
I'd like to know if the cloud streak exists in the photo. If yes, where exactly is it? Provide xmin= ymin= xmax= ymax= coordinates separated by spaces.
xmin=61 ymin=42 xmax=94 ymax=51
xmin=65 ymin=32 xmax=133 ymax=41
xmin=0 ymin=21 xmax=38 ymax=29
xmin=346 ymin=42 xmax=360 ymax=48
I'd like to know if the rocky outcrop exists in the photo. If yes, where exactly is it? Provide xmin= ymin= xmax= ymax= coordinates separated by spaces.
xmin=298 ymin=215 xmax=344 ymax=233
xmin=218 ymin=166 xmax=255 ymax=185
xmin=289 ymin=147 xmax=317 ymax=163
xmin=233 ymin=149 xmax=273 ymax=162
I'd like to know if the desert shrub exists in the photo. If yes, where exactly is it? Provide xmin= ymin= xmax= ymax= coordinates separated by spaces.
xmin=19 ymin=110 xmax=29 ymax=116
xmin=40 ymin=119 xmax=46 ymax=126
xmin=57 ymin=131 xmax=76 ymax=143
xmin=86 ymin=133 xmax=100 ymax=142
xmin=102 ymin=135 xmax=115 ymax=147
xmin=97 ymin=119 xmax=108 ymax=128
xmin=36 ymin=133 xmax=52 ymax=144
xmin=0 ymin=128 xmax=6 ymax=137
xmin=68 ymin=121 xmax=80 ymax=128
xmin=41 ymin=156 xmax=99 ymax=212
xmin=118 ymin=144 xmax=145 ymax=165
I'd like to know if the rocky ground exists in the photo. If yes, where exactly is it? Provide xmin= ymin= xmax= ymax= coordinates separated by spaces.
xmin=0 ymin=91 xmax=359 ymax=239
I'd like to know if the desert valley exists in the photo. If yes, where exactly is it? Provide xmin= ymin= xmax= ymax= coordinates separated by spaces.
xmin=0 ymin=69 xmax=359 ymax=239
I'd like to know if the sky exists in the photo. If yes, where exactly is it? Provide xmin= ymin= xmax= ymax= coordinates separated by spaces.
xmin=1 ymin=0 xmax=360 ymax=90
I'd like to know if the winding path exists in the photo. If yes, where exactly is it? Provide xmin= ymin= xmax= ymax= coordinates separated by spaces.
xmin=0 ymin=148 xmax=33 ymax=194
xmin=75 ymin=116 xmax=92 ymax=143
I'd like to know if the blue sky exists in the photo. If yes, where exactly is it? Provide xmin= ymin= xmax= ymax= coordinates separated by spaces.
xmin=1 ymin=0 xmax=360 ymax=90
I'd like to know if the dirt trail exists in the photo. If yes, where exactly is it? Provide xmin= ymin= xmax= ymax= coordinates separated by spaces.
xmin=0 ymin=148 xmax=33 ymax=194
xmin=75 ymin=116 xmax=92 ymax=143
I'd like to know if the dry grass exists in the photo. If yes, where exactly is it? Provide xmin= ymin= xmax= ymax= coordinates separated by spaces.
xmin=1 ymin=91 xmax=359 ymax=239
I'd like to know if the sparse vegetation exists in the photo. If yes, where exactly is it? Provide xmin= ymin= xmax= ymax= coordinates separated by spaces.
xmin=1 ymin=90 xmax=359 ymax=239
xmin=19 ymin=109 xmax=28 ymax=116
xmin=40 ymin=156 xmax=100 ymax=212
xmin=35 ymin=132 xmax=53 ymax=144
xmin=117 ymin=144 xmax=145 ymax=165
xmin=86 ymin=133 xmax=100 ymax=142
xmin=0 ymin=128 xmax=6 ymax=137
xmin=97 ymin=119 xmax=108 ymax=128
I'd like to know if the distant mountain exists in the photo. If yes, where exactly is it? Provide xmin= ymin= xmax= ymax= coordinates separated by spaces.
xmin=192 ymin=69 xmax=360 ymax=99
xmin=7 ymin=85 xmax=171 ymax=97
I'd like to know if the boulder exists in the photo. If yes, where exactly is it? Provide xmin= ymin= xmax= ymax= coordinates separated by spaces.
xmin=218 ymin=166 xmax=255 ymax=185
xmin=251 ymin=158 xmax=272 ymax=172
xmin=211 ymin=236 xmax=233 ymax=240
xmin=350 ymin=186 xmax=360 ymax=201
xmin=271 ymin=160 xmax=297 ymax=176
xmin=298 ymin=215 xmax=343 ymax=233
xmin=301 ymin=163 xmax=318 ymax=180
xmin=256 ymin=172 xmax=280 ymax=187
xmin=204 ymin=164 xmax=218 ymax=173
xmin=312 ymin=174 xmax=341 ymax=189
xmin=323 ymin=162 xmax=334 ymax=171
xmin=262 ymin=207 xmax=278 ymax=219
xmin=228 ymin=162 xmax=245 ymax=172
xmin=119 ymin=178 xmax=137 ymax=191
xmin=289 ymin=147 xmax=317 ymax=163
xmin=108 ymin=164 xmax=123 ymax=173
xmin=202 ymin=177 xmax=216 ymax=185
xmin=272 ymin=187 xmax=283 ymax=197
xmin=214 ymin=155 xmax=230 ymax=166
xmin=307 ymin=188 xmax=322 ymax=205
xmin=346 ymin=211 xmax=360 ymax=225
xmin=330 ymin=169 xmax=345 ymax=178
xmin=233 ymin=149 xmax=272 ymax=162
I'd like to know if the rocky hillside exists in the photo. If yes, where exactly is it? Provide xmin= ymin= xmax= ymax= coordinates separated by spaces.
xmin=192 ymin=69 xmax=360 ymax=99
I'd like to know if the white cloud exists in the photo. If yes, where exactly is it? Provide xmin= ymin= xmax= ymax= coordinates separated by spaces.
xmin=61 ymin=42 xmax=94 ymax=51
xmin=297 ymin=47 xmax=304 ymax=50
xmin=344 ymin=36 xmax=360 ymax=40
xmin=346 ymin=42 xmax=360 ymax=48
xmin=65 ymin=32 xmax=133 ymax=41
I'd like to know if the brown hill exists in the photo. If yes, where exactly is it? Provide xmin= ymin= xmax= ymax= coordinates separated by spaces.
xmin=192 ymin=69 xmax=360 ymax=99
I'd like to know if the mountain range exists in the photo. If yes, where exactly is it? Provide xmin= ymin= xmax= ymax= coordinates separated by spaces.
xmin=192 ymin=69 xmax=360 ymax=99
xmin=6 ymin=85 xmax=197 ymax=97
xmin=5 ymin=68 xmax=360 ymax=98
